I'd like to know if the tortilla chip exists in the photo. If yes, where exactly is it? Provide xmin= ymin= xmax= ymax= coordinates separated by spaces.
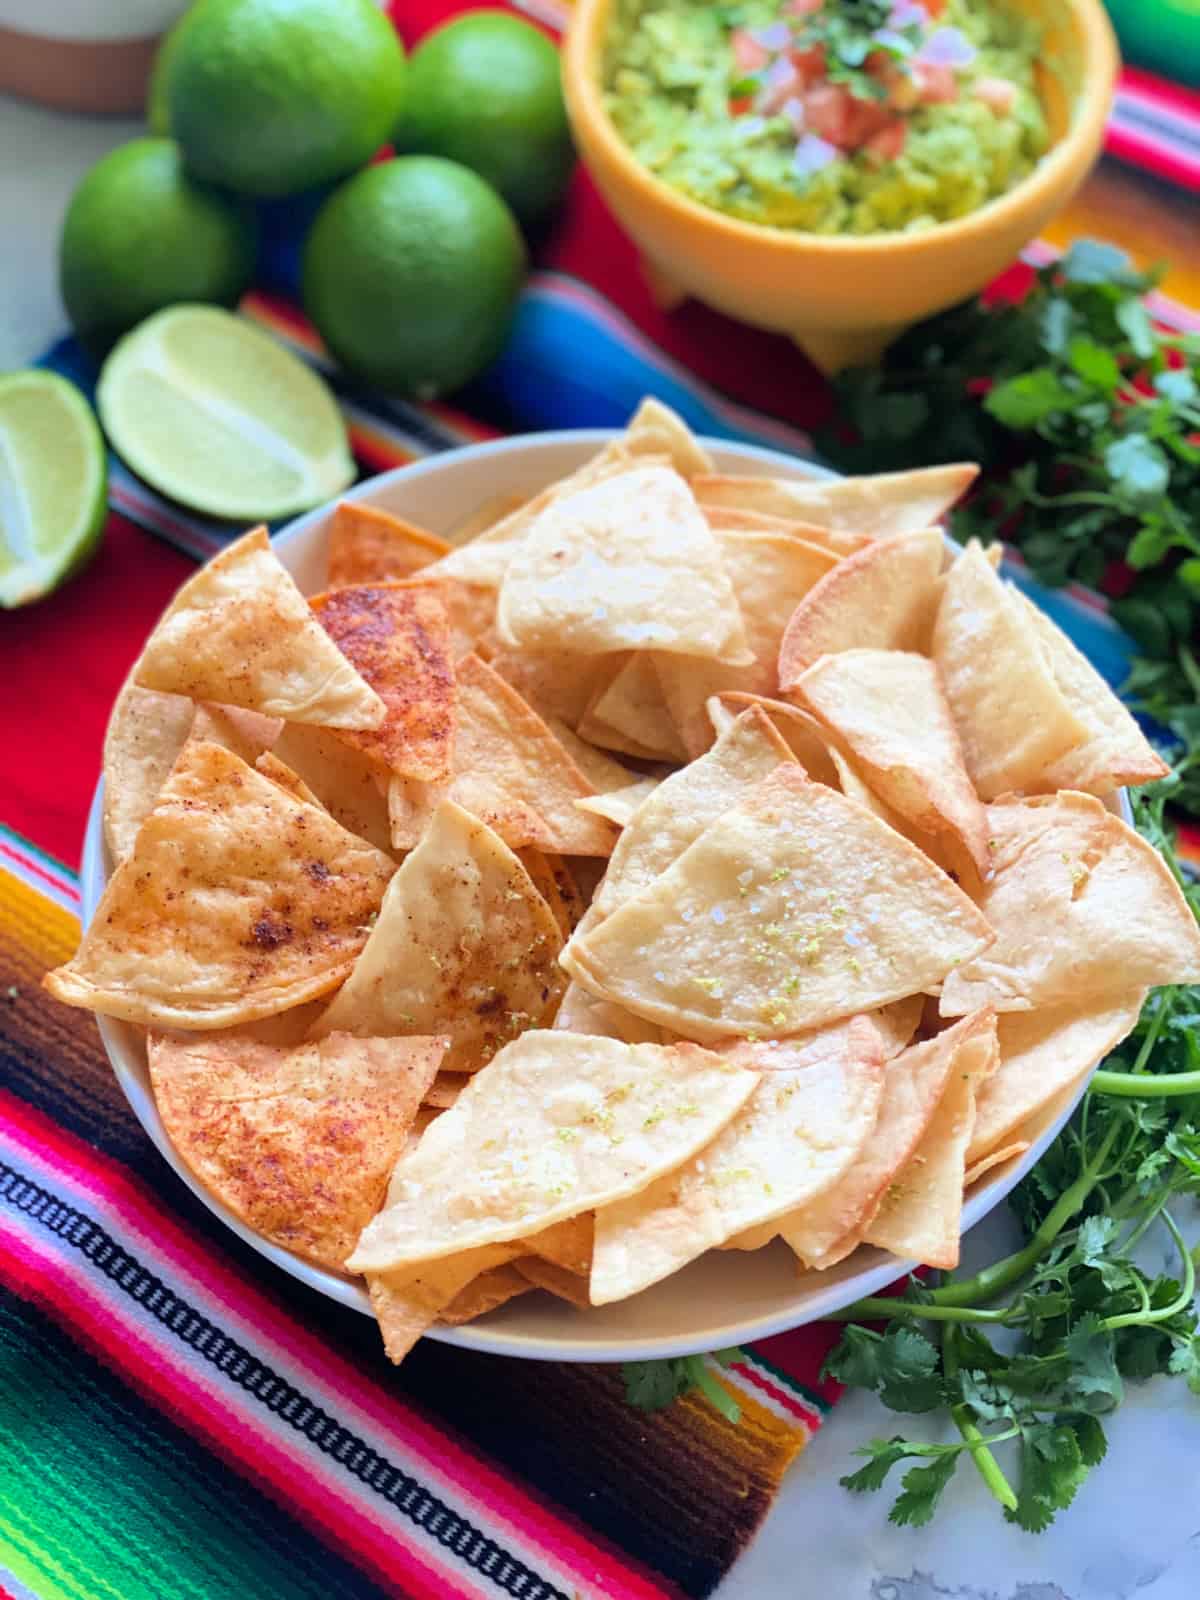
xmin=575 ymin=778 xmax=662 ymax=828
xmin=346 ymin=1031 xmax=760 ymax=1271
xmin=656 ymin=529 xmax=837 ymax=756
xmin=693 ymin=463 xmax=976 ymax=538
xmin=327 ymin=501 xmax=451 ymax=587
xmin=577 ymin=653 xmax=690 ymax=762
xmin=387 ymin=655 xmax=617 ymax=856
xmin=932 ymin=541 xmax=1088 ymax=799
xmin=566 ymin=766 xmax=993 ymax=1040
xmin=525 ymin=1211 xmax=595 ymax=1276
xmin=777 ymin=527 xmax=945 ymax=688
xmin=514 ymin=1257 xmax=592 ymax=1307
xmin=553 ymin=979 xmax=663 ymax=1045
xmin=574 ymin=705 xmax=794 ymax=939
xmin=311 ymin=799 xmax=564 ymax=1072
xmin=253 ymin=751 xmax=323 ymax=808
xmin=488 ymin=648 xmax=619 ymax=730
xmin=590 ymin=1017 xmax=885 ymax=1302
xmin=368 ymin=1242 xmax=520 ymax=1363
xmin=967 ymin=992 xmax=1146 ymax=1165
xmin=423 ymin=1072 xmax=469 ymax=1109
xmin=792 ymin=650 xmax=989 ymax=877
xmin=516 ymin=846 xmax=587 ymax=938
xmin=309 ymin=581 xmax=455 ymax=784
xmin=189 ymin=702 xmax=283 ymax=761
xmin=415 ymin=577 xmax=497 ymax=663
xmin=438 ymin=1263 xmax=532 ymax=1324
xmin=268 ymin=722 xmax=392 ymax=853
xmin=872 ymin=993 xmax=927 ymax=1057
xmin=705 ymin=693 xmax=841 ymax=787
xmin=941 ymin=793 xmax=1200 ymax=1015
xmin=448 ymin=493 xmax=529 ymax=546
xmin=135 ymin=526 xmax=386 ymax=730
xmin=147 ymin=1030 xmax=444 ymax=1271
xmin=102 ymin=681 xmax=199 ymax=862
xmin=46 ymin=741 xmax=395 ymax=1029
xmin=1012 ymin=593 xmax=1169 ymax=793
xmin=624 ymin=397 xmax=713 ymax=477
xmin=497 ymin=464 xmax=753 ymax=666
xmin=965 ymin=1142 xmax=1029 ymax=1188
xmin=543 ymin=719 xmax=637 ymax=792
xmin=775 ymin=1010 xmax=992 ymax=1268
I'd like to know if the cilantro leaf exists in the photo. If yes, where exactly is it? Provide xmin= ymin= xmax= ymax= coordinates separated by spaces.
xmin=839 ymin=1436 xmax=911 ymax=1494
xmin=1168 ymin=1338 xmax=1200 ymax=1397
xmin=622 ymin=1359 xmax=693 ymax=1413
xmin=1008 ymin=1423 xmax=1090 ymax=1532
xmin=1105 ymin=435 xmax=1171 ymax=502
xmin=889 ymin=1452 xmax=959 ymax=1528
xmin=1062 ymin=1316 xmax=1124 ymax=1414
xmin=984 ymin=369 xmax=1077 ymax=428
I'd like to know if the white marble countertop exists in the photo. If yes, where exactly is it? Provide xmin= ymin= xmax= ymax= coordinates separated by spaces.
xmin=2 ymin=85 xmax=1196 ymax=1600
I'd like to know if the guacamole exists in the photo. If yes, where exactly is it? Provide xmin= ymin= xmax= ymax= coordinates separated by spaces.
xmin=603 ymin=0 xmax=1050 ymax=234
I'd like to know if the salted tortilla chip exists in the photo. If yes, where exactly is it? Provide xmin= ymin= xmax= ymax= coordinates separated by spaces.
xmin=497 ymin=464 xmax=753 ymax=666
xmin=327 ymin=501 xmax=451 ymax=587
xmin=1012 ymin=593 xmax=1168 ymax=793
xmin=368 ymin=1242 xmax=520 ymax=1363
xmin=543 ymin=718 xmax=636 ymax=792
xmin=311 ymin=799 xmax=564 ymax=1072
xmin=525 ymin=1211 xmax=595 ymax=1276
xmin=578 ymin=653 xmax=689 ymax=762
xmin=967 ymin=992 xmax=1146 ymax=1165
xmin=449 ymin=493 xmax=528 ymax=546
xmin=347 ymin=1031 xmax=760 ymax=1271
xmin=624 ymin=397 xmax=713 ymax=477
xmin=774 ymin=1011 xmax=992 ymax=1268
xmin=693 ymin=463 xmax=976 ymax=539
xmin=941 ymin=793 xmax=1200 ymax=1015
xmin=932 ymin=541 xmax=1088 ymax=799
xmin=514 ymin=1257 xmax=592 ymax=1307
xmin=566 ymin=766 xmax=993 ymax=1040
xmin=553 ymin=979 xmax=663 ymax=1045
xmin=268 ymin=722 xmax=392 ymax=853
xmin=656 ymin=529 xmax=837 ymax=756
xmin=861 ymin=1017 xmax=996 ymax=1270
xmin=46 ymin=741 xmax=395 ymax=1029
xmin=147 ymin=1030 xmax=444 ymax=1271
xmin=387 ymin=655 xmax=617 ymax=856
xmin=574 ymin=706 xmax=794 ymax=939
xmin=792 ymin=650 xmax=989 ymax=877
xmin=102 ymin=681 xmax=199 ymax=862
xmin=575 ymin=778 xmax=662 ymax=828
xmin=705 ymin=693 xmax=841 ymax=787
xmin=777 ymin=528 xmax=945 ymax=688
xmin=309 ymin=581 xmax=455 ymax=784
xmin=135 ymin=526 xmax=386 ymax=729
xmin=516 ymin=847 xmax=586 ymax=938
xmin=872 ymin=993 xmax=926 ymax=1057
xmin=590 ymin=1017 xmax=885 ymax=1302
xmin=439 ymin=1263 xmax=532 ymax=1324
xmin=488 ymin=648 xmax=619 ymax=729
xmin=965 ymin=1141 xmax=1029 ymax=1188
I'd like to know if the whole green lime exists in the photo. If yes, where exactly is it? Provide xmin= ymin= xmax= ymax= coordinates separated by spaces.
xmin=165 ymin=0 xmax=406 ymax=198
xmin=397 ymin=11 xmax=573 ymax=223
xmin=302 ymin=156 xmax=526 ymax=398
xmin=59 ymin=137 xmax=257 ymax=355
xmin=146 ymin=2 xmax=202 ymax=135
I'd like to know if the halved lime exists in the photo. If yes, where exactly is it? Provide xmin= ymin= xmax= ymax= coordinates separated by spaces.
xmin=0 ymin=370 xmax=108 ymax=609
xmin=97 ymin=305 xmax=355 ymax=521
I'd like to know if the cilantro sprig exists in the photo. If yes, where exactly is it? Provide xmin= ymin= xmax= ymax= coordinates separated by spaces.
xmin=624 ymin=777 xmax=1200 ymax=1532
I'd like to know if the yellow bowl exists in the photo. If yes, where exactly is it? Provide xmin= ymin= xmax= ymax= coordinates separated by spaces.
xmin=563 ymin=0 xmax=1119 ymax=372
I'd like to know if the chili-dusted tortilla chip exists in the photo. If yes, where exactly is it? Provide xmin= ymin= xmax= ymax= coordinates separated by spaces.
xmin=309 ymin=581 xmax=455 ymax=784
xmin=932 ymin=541 xmax=1088 ymax=799
xmin=1011 ymin=592 xmax=1169 ymax=793
xmin=772 ymin=1011 xmax=993 ymax=1268
xmin=656 ymin=529 xmax=837 ymax=757
xmin=135 ymin=526 xmax=386 ymax=729
xmin=941 ymin=793 xmax=1200 ymax=1015
xmin=967 ymin=992 xmax=1146 ymax=1166
xmin=590 ymin=1016 xmax=885 ymax=1303
xmin=553 ymin=979 xmax=663 ymax=1045
xmin=347 ymin=1031 xmax=760 ymax=1272
xmin=327 ymin=501 xmax=451 ymax=587
xmin=497 ymin=464 xmax=753 ymax=665
xmin=693 ymin=463 xmax=976 ymax=538
xmin=861 ymin=1018 xmax=997 ymax=1270
xmin=577 ymin=653 xmax=689 ymax=762
xmin=575 ymin=778 xmax=662 ymax=828
xmin=46 ymin=741 xmax=395 ymax=1029
xmin=792 ymin=650 xmax=990 ymax=878
xmin=268 ymin=722 xmax=392 ymax=853
xmin=147 ymin=1030 xmax=445 ymax=1271
xmin=965 ymin=1141 xmax=1029 ymax=1188
xmin=438 ymin=1263 xmax=532 ymax=1324
xmin=387 ymin=655 xmax=617 ymax=855
xmin=566 ymin=766 xmax=993 ymax=1040
xmin=777 ymin=528 xmax=945 ymax=688
xmin=572 ymin=705 xmax=794 ymax=941
xmin=102 ymin=681 xmax=199 ymax=862
xmin=705 ymin=693 xmax=841 ymax=787
xmin=311 ymin=799 xmax=564 ymax=1071
xmin=514 ymin=1257 xmax=592 ymax=1307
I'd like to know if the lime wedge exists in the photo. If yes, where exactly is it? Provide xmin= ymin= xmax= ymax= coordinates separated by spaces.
xmin=97 ymin=305 xmax=355 ymax=521
xmin=0 ymin=370 xmax=108 ymax=608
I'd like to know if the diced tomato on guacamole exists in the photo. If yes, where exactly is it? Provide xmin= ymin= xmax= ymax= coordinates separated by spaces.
xmin=603 ymin=0 xmax=1049 ymax=234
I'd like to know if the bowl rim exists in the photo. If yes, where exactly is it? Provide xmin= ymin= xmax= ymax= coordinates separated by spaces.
xmin=563 ymin=0 xmax=1119 ymax=259
xmin=83 ymin=426 xmax=1124 ymax=1363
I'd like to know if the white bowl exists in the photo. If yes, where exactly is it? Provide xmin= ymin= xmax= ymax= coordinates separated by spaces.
xmin=83 ymin=430 xmax=1111 ymax=1362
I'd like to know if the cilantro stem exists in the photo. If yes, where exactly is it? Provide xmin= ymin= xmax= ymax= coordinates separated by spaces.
xmin=686 ymin=1355 xmax=742 ymax=1424
xmin=1101 ymin=1209 xmax=1195 ymax=1332
xmin=943 ymin=1324 xmax=1019 ymax=1513
xmin=1091 ymin=1069 xmax=1200 ymax=1098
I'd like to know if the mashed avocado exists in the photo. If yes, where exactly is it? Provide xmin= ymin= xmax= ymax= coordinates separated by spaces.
xmin=603 ymin=0 xmax=1050 ymax=234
